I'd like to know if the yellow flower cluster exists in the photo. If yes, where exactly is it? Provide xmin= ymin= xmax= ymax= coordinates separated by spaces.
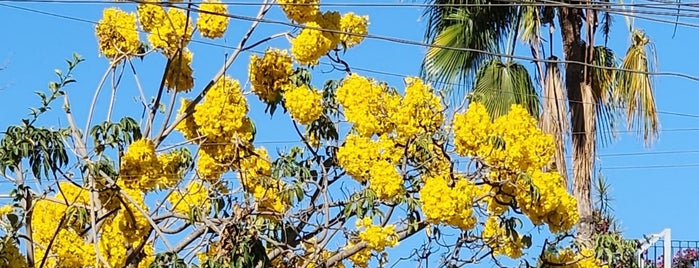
xmin=239 ymin=147 xmax=272 ymax=187
xmin=453 ymin=103 xmax=579 ymax=233
xmin=482 ymin=217 xmax=524 ymax=259
xmin=120 ymin=138 xmax=188 ymax=191
xmin=337 ymin=134 xmax=400 ymax=181
xmin=291 ymin=21 xmax=336 ymax=66
xmin=164 ymin=49 xmax=194 ymax=93
xmin=175 ymin=98 xmax=199 ymax=140
xmin=168 ymin=180 xmax=211 ymax=215
xmin=0 ymin=204 xmax=12 ymax=215
xmin=277 ymin=0 xmax=319 ymax=23
xmin=454 ymin=103 xmax=554 ymax=171
xmin=541 ymin=247 xmax=607 ymax=268
xmin=196 ymin=0 xmax=229 ymax=39
xmin=146 ymin=8 xmax=194 ymax=56
xmin=95 ymin=8 xmax=141 ymax=60
xmin=368 ymin=160 xmax=404 ymax=200
xmin=337 ymin=134 xmax=404 ymax=200
xmin=392 ymin=77 xmax=444 ymax=139
xmin=339 ymin=12 xmax=368 ymax=48
xmin=283 ymin=84 xmax=323 ymax=124
xmin=288 ymin=10 xmax=369 ymax=65
xmin=186 ymin=76 xmax=256 ymax=181
xmin=515 ymin=170 xmax=579 ymax=233
xmin=137 ymin=1 xmax=166 ymax=33
xmin=346 ymin=241 xmax=372 ymax=268
xmin=336 ymin=74 xmax=400 ymax=137
xmin=248 ymin=48 xmax=294 ymax=104
xmin=356 ymin=218 xmax=399 ymax=251
xmin=32 ymin=183 xmax=154 ymax=267
xmin=0 ymin=239 xmax=27 ymax=268
xmin=236 ymin=147 xmax=289 ymax=216
xmin=419 ymin=174 xmax=479 ymax=230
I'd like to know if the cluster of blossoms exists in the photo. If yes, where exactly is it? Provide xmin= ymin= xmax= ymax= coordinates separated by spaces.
xmin=482 ymin=217 xmax=525 ymax=258
xmin=95 ymin=8 xmax=141 ymax=60
xmin=175 ymin=77 xmax=289 ymax=215
xmin=283 ymin=84 xmax=323 ymax=124
xmin=452 ymin=103 xmax=579 ymax=233
xmin=196 ymin=0 xmax=229 ymax=39
xmin=168 ymin=180 xmax=211 ymax=215
xmin=120 ymin=138 xmax=189 ymax=191
xmin=336 ymin=134 xmax=403 ymax=201
xmin=336 ymin=74 xmax=401 ymax=136
xmin=541 ymin=247 xmax=607 ymax=268
xmin=248 ymin=48 xmax=294 ymax=104
xmin=281 ymin=1 xmax=369 ymax=65
xmin=164 ymin=48 xmax=195 ymax=92
xmin=346 ymin=218 xmax=399 ymax=267
xmin=336 ymin=75 xmax=447 ymax=201
xmin=419 ymin=173 xmax=481 ymax=230
xmin=31 ymin=182 xmax=154 ymax=267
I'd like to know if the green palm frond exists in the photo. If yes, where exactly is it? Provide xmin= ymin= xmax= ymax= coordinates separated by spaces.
xmin=421 ymin=0 xmax=517 ymax=95
xmin=591 ymin=46 xmax=620 ymax=146
xmin=615 ymin=29 xmax=659 ymax=145
xmin=471 ymin=58 xmax=540 ymax=119
xmin=540 ymin=59 xmax=568 ymax=184
xmin=518 ymin=3 xmax=541 ymax=46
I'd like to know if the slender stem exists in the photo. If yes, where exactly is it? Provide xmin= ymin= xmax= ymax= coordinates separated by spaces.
xmin=143 ymin=58 xmax=172 ymax=138
xmin=84 ymin=61 xmax=119 ymax=145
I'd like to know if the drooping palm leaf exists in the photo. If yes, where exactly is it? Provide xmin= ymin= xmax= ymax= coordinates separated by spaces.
xmin=540 ymin=59 xmax=569 ymax=185
xmin=421 ymin=0 xmax=517 ymax=96
xmin=615 ymin=29 xmax=659 ymax=145
xmin=471 ymin=58 xmax=540 ymax=119
xmin=591 ymin=46 xmax=620 ymax=146
xmin=518 ymin=2 xmax=541 ymax=46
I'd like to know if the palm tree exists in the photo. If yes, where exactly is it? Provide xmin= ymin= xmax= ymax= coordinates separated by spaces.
xmin=422 ymin=0 xmax=659 ymax=246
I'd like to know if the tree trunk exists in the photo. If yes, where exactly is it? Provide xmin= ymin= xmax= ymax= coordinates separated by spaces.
xmin=558 ymin=6 xmax=596 ymax=247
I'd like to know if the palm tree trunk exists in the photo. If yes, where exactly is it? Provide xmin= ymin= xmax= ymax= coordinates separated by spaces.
xmin=558 ymin=6 xmax=595 ymax=247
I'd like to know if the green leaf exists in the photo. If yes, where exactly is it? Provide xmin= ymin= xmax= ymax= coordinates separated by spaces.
xmin=471 ymin=58 xmax=539 ymax=119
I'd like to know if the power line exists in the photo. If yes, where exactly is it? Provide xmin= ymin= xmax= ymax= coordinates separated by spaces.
xmin=4 ymin=1 xmax=699 ymax=83
xmin=4 ymin=0 xmax=699 ymax=9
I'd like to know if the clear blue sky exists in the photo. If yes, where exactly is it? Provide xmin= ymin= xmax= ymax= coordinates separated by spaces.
xmin=1 ymin=0 xmax=698 ymax=266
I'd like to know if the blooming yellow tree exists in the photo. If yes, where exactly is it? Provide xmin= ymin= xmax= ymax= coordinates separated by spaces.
xmin=0 ymin=1 xmax=607 ymax=268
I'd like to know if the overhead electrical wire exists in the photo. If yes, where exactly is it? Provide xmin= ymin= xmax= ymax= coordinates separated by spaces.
xmin=2 ymin=2 xmax=699 ymax=171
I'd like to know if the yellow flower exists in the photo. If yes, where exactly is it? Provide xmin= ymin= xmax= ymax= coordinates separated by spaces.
xmin=120 ymin=138 xmax=162 ymax=191
xmin=336 ymin=74 xmax=401 ymax=136
xmin=290 ymin=21 xmax=336 ymax=65
xmin=339 ymin=12 xmax=369 ymax=48
xmin=337 ymin=134 xmax=401 ymax=182
xmin=175 ymin=98 xmax=199 ymax=140
xmin=356 ymin=218 xmax=399 ymax=251
xmin=368 ymin=160 xmax=404 ymax=201
xmin=164 ymin=49 xmax=194 ymax=93
xmin=419 ymin=174 xmax=478 ymax=230
xmin=197 ymin=0 xmax=229 ymax=39
xmin=392 ymin=77 xmax=444 ymax=139
xmin=283 ymin=84 xmax=323 ymax=124
xmin=0 ymin=240 xmax=27 ymax=268
xmin=168 ymin=180 xmax=211 ymax=215
xmin=0 ymin=204 xmax=13 ymax=215
xmin=483 ymin=216 xmax=524 ymax=258
xmin=137 ymin=1 xmax=166 ymax=32
xmin=148 ymin=8 xmax=194 ymax=56
xmin=193 ymin=76 xmax=248 ymax=141
xmin=95 ymin=8 xmax=141 ymax=60
xmin=248 ymin=48 xmax=293 ymax=104
xmin=277 ymin=0 xmax=319 ymax=23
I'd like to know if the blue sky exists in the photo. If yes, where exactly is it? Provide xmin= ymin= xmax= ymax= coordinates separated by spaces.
xmin=1 ymin=0 xmax=699 ymax=266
